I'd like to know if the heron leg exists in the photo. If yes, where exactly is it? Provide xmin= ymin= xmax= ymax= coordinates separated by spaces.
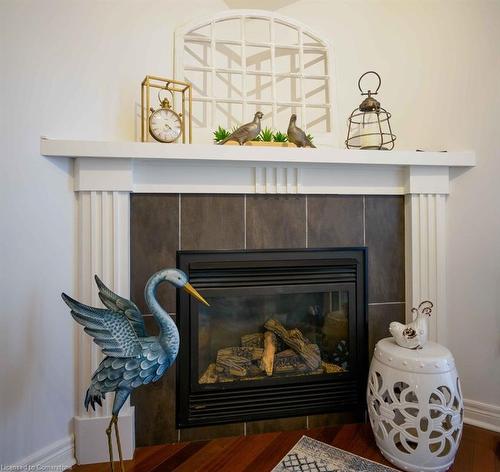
xmin=112 ymin=415 xmax=125 ymax=472
xmin=105 ymin=417 xmax=115 ymax=472
xmin=110 ymin=390 xmax=131 ymax=472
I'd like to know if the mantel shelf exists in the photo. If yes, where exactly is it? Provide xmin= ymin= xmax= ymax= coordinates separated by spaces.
xmin=40 ymin=138 xmax=476 ymax=168
xmin=40 ymin=138 xmax=476 ymax=195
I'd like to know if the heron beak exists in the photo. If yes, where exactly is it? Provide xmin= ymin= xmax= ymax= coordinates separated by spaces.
xmin=183 ymin=282 xmax=210 ymax=306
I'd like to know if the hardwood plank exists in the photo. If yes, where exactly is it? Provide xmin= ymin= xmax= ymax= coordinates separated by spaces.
xmin=306 ymin=425 xmax=341 ymax=445
xmin=242 ymin=429 xmax=307 ymax=472
xmin=149 ymin=441 xmax=209 ymax=472
xmin=129 ymin=443 xmax=186 ymax=472
xmin=328 ymin=422 xmax=360 ymax=451
xmin=346 ymin=424 xmax=376 ymax=458
xmin=452 ymin=430 xmax=477 ymax=472
xmin=208 ymin=433 xmax=281 ymax=472
xmin=68 ymin=423 xmax=499 ymax=472
xmin=472 ymin=442 xmax=497 ymax=471
xmin=173 ymin=436 xmax=242 ymax=472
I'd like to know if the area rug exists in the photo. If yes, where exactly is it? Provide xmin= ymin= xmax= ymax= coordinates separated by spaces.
xmin=272 ymin=436 xmax=398 ymax=472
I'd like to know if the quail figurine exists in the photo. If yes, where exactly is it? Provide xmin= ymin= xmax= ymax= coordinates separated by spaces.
xmin=287 ymin=114 xmax=316 ymax=148
xmin=389 ymin=300 xmax=433 ymax=349
xmin=218 ymin=111 xmax=263 ymax=145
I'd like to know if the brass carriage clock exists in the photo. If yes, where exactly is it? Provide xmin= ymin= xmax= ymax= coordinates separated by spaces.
xmin=141 ymin=76 xmax=192 ymax=143
xmin=148 ymin=91 xmax=183 ymax=143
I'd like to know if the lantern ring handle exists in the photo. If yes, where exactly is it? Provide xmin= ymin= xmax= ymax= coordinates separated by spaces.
xmin=358 ymin=71 xmax=381 ymax=95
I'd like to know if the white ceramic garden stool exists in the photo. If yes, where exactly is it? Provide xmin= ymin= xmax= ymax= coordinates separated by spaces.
xmin=367 ymin=338 xmax=463 ymax=472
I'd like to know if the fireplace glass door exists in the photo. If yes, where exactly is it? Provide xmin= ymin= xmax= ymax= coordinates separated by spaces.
xmin=177 ymin=249 xmax=367 ymax=427
xmin=195 ymin=285 xmax=353 ymax=387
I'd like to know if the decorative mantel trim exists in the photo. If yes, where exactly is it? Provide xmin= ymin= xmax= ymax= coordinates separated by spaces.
xmin=41 ymin=138 xmax=474 ymax=195
xmin=41 ymin=138 xmax=476 ymax=463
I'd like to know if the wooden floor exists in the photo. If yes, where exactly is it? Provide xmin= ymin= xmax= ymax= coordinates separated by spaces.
xmin=71 ymin=423 xmax=499 ymax=472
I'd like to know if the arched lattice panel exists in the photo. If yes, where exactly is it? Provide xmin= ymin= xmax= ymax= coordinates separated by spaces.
xmin=175 ymin=10 xmax=334 ymax=142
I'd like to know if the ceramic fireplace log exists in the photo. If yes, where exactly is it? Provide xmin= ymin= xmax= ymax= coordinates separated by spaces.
xmin=241 ymin=333 xmax=264 ymax=348
xmin=264 ymin=319 xmax=322 ymax=370
xmin=215 ymin=356 xmax=249 ymax=377
xmin=215 ymin=347 xmax=265 ymax=377
xmin=199 ymin=363 xmax=218 ymax=384
xmin=260 ymin=331 xmax=278 ymax=376
xmin=217 ymin=346 xmax=264 ymax=361
xmin=273 ymin=349 xmax=314 ymax=374
xmin=322 ymin=361 xmax=345 ymax=374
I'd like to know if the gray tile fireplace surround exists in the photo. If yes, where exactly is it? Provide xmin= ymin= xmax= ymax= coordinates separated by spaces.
xmin=130 ymin=194 xmax=405 ymax=446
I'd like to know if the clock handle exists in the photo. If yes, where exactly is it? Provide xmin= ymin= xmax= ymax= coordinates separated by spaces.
xmin=158 ymin=88 xmax=175 ymax=108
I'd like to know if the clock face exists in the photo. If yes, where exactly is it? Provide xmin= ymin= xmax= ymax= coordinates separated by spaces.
xmin=149 ymin=108 xmax=182 ymax=143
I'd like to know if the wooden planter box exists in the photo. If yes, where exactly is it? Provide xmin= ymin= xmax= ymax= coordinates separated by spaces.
xmin=221 ymin=141 xmax=297 ymax=147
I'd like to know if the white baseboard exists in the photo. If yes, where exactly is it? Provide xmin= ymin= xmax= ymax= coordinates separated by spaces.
xmin=74 ymin=407 xmax=135 ymax=464
xmin=12 ymin=435 xmax=75 ymax=469
xmin=463 ymin=398 xmax=500 ymax=432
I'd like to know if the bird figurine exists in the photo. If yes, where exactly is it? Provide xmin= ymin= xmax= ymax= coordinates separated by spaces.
xmin=287 ymin=114 xmax=316 ymax=148
xmin=61 ymin=269 xmax=209 ymax=472
xmin=217 ymin=111 xmax=263 ymax=145
xmin=389 ymin=300 xmax=433 ymax=349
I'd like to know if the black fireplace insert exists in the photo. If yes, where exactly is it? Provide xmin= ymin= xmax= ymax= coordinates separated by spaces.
xmin=176 ymin=248 xmax=367 ymax=428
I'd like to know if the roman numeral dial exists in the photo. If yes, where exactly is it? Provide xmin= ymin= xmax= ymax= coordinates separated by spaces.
xmin=149 ymin=107 xmax=182 ymax=143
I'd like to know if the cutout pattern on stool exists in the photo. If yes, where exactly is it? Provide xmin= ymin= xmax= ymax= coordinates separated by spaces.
xmin=367 ymin=368 xmax=463 ymax=467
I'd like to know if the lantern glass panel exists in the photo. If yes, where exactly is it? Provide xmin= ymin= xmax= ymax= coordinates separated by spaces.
xmin=359 ymin=111 xmax=383 ymax=150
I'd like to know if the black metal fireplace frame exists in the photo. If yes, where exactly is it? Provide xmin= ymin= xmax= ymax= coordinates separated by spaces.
xmin=176 ymin=248 xmax=368 ymax=428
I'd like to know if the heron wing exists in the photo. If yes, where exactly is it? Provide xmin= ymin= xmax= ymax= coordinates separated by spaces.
xmin=62 ymin=293 xmax=142 ymax=357
xmin=94 ymin=275 xmax=147 ymax=337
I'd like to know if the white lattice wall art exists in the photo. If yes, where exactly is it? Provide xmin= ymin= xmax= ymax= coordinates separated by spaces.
xmin=367 ymin=338 xmax=463 ymax=472
xmin=174 ymin=10 xmax=336 ymax=143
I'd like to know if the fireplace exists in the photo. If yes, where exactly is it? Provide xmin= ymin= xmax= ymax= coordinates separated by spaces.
xmin=176 ymin=248 xmax=367 ymax=428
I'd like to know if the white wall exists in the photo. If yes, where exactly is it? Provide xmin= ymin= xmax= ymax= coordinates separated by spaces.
xmin=278 ymin=0 xmax=500 ymax=411
xmin=0 ymin=0 xmax=231 ymax=465
xmin=0 ymin=0 xmax=498 ymax=465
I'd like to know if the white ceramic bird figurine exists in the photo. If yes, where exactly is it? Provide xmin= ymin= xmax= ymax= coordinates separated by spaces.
xmin=218 ymin=111 xmax=263 ymax=145
xmin=389 ymin=301 xmax=433 ymax=349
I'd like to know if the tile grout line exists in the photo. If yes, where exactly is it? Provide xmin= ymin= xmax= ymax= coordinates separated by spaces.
xmin=363 ymin=195 xmax=367 ymax=245
xmin=368 ymin=301 xmax=406 ymax=306
xmin=243 ymin=194 xmax=247 ymax=249
xmin=178 ymin=194 xmax=182 ymax=250
xmin=305 ymin=195 xmax=308 ymax=248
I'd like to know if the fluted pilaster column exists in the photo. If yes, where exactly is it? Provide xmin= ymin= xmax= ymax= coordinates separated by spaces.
xmin=404 ymin=166 xmax=448 ymax=344
xmin=74 ymin=190 xmax=134 ymax=464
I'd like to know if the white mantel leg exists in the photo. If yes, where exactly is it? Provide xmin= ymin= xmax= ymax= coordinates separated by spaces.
xmin=73 ymin=190 xmax=135 ymax=465
xmin=405 ymin=193 xmax=447 ymax=344
xmin=404 ymin=166 xmax=449 ymax=344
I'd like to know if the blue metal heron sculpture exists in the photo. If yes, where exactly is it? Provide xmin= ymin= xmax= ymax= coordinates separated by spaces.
xmin=61 ymin=268 xmax=208 ymax=471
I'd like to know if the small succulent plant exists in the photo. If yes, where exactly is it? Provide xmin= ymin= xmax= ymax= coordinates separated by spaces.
xmin=273 ymin=131 xmax=288 ymax=142
xmin=214 ymin=124 xmax=303 ymax=145
xmin=306 ymin=133 xmax=314 ymax=144
xmin=258 ymin=127 xmax=274 ymax=142
xmin=213 ymin=126 xmax=230 ymax=143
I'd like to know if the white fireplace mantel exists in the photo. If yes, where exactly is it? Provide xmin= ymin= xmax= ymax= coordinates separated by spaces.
xmin=41 ymin=137 xmax=475 ymax=464
xmin=41 ymin=138 xmax=475 ymax=195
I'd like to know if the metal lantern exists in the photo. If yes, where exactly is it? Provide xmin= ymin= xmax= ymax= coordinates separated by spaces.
xmin=345 ymin=71 xmax=396 ymax=150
